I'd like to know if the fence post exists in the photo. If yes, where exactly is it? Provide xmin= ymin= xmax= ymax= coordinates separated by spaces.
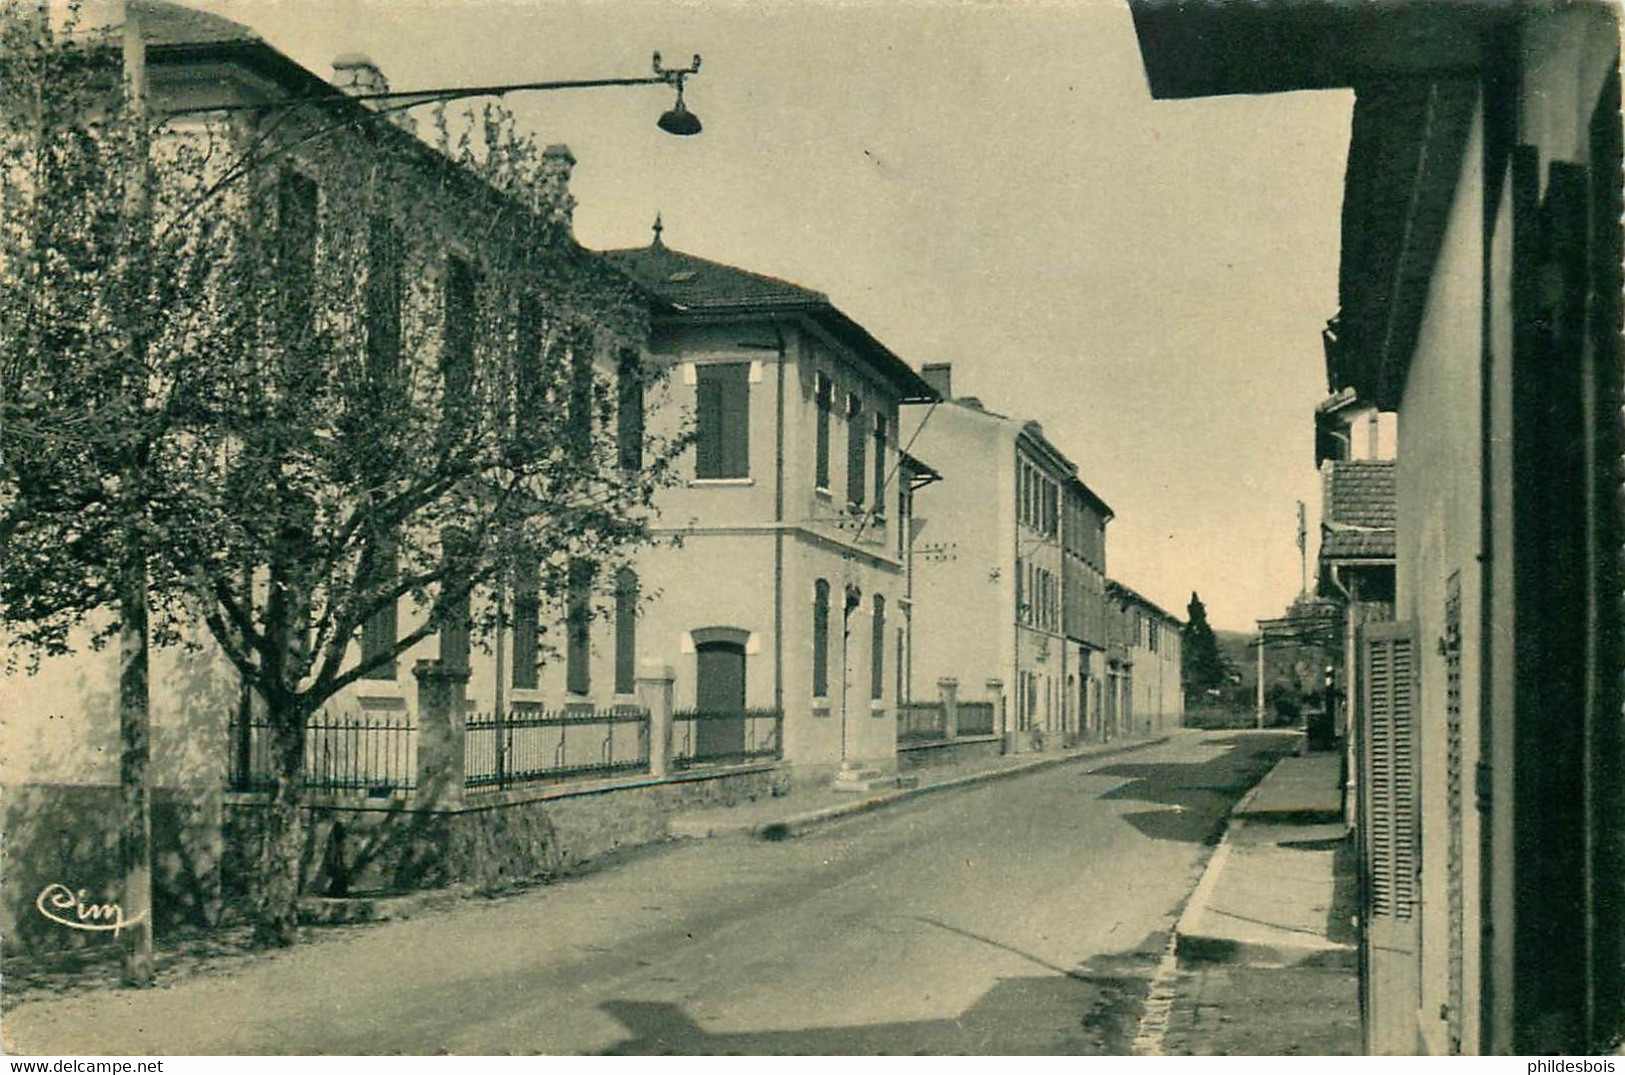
xmin=414 ymin=658 xmax=468 ymax=808
xmin=638 ymin=660 xmax=675 ymax=779
xmin=986 ymin=678 xmax=1005 ymax=742
xmin=938 ymin=677 xmax=959 ymax=740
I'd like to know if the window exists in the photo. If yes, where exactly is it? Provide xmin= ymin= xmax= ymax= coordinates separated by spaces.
xmin=815 ymin=373 xmax=833 ymax=491
xmin=813 ymin=579 xmax=831 ymax=697
xmin=359 ymin=531 xmax=398 ymax=680
xmin=614 ymin=567 xmax=638 ymax=695
xmin=617 ymin=346 xmax=643 ymax=471
xmin=365 ymin=215 xmax=402 ymax=391
xmin=567 ymin=328 xmax=595 ymax=457
xmin=1015 ymin=556 xmax=1025 ymax=623
xmin=511 ymin=558 xmax=540 ymax=690
xmin=515 ymin=292 xmax=545 ymax=424
xmin=276 ymin=170 xmax=317 ymax=350
xmin=872 ymin=413 xmax=888 ymax=513
xmin=696 ymin=362 xmax=750 ymax=479
xmin=566 ymin=559 xmax=594 ymax=695
xmin=846 ymin=393 xmax=866 ymax=506
xmin=871 ymin=595 xmax=886 ymax=700
xmin=443 ymin=256 xmax=476 ymax=405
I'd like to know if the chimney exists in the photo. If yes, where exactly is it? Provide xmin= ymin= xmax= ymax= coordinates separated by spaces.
xmin=537 ymin=143 xmax=577 ymax=236
xmin=921 ymin=362 xmax=953 ymax=401
xmin=331 ymin=53 xmax=389 ymax=98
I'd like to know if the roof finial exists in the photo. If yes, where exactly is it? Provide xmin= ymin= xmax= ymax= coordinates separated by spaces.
xmin=651 ymin=212 xmax=664 ymax=248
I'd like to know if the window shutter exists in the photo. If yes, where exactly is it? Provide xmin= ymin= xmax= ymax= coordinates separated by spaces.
xmin=613 ymin=567 xmax=638 ymax=695
xmin=696 ymin=363 xmax=749 ymax=479
xmin=1363 ymin=622 xmax=1419 ymax=920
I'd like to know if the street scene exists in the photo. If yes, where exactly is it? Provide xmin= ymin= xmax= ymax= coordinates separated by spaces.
xmin=2 ymin=0 xmax=1623 ymax=1059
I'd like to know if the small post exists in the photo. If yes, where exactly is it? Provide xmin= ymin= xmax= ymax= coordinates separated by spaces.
xmin=637 ymin=660 xmax=675 ymax=779
xmin=938 ymin=676 xmax=959 ymax=740
xmin=414 ymin=658 xmax=469 ymax=807
xmin=986 ymin=678 xmax=1004 ymax=741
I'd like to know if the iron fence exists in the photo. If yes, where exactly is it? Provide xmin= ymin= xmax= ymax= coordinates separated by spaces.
xmin=897 ymin=701 xmax=947 ymax=741
xmin=957 ymin=700 xmax=996 ymax=737
xmin=465 ymin=702 xmax=650 ymax=790
xmin=671 ymin=708 xmax=783 ymax=768
xmin=227 ymin=710 xmax=417 ymax=795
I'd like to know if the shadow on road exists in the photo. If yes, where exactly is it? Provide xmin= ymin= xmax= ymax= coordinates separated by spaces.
xmin=1086 ymin=733 xmax=1297 ymax=845
xmin=598 ymin=930 xmax=1169 ymax=1055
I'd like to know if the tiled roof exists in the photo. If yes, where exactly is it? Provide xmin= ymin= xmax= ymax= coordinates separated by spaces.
xmin=603 ymin=242 xmax=937 ymax=402
xmin=134 ymin=0 xmax=260 ymax=46
xmin=1321 ymin=458 xmax=1395 ymax=561
xmin=601 ymin=244 xmax=829 ymax=312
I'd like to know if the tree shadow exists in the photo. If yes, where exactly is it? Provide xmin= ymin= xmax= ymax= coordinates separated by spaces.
xmin=598 ymin=930 xmax=1169 ymax=1055
xmin=1086 ymin=733 xmax=1297 ymax=845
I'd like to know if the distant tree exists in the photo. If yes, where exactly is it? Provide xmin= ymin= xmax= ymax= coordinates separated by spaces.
xmin=1182 ymin=591 xmax=1231 ymax=703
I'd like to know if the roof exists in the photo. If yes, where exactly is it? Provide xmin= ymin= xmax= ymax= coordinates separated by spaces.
xmin=1320 ymin=459 xmax=1395 ymax=562
xmin=1106 ymin=579 xmax=1181 ymax=626
xmin=603 ymin=242 xmax=938 ymax=403
xmin=134 ymin=0 xmax=259 ymax=46
xmin=602 ymin=243 xmax=828 ymax=312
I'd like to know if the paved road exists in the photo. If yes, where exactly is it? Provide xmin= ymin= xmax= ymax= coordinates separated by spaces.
xmin=4 ymin=730 xmax=1294 ymax=1055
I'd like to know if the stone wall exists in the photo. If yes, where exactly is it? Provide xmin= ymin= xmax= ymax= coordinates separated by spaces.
xmin=897 ymin=735 xmax=1003 ymax=772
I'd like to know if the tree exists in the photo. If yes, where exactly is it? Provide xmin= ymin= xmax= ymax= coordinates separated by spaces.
xmin=2 ymin=13 xmax=686 ymax=946
xmin=1181 ymin=591 xmax=1231 ymax=703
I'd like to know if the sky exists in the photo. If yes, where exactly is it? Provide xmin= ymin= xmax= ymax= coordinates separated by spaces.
xmin=188 ymin=0 xmax=1353 ymax=633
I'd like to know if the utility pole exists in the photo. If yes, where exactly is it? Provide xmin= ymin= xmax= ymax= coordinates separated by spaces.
xmin=1297 ymin=499 xmax=1308 ymax=597
xmin=116 ymin=0 xmax=154 ymax=986
xmin=1255 ymin=632 xmax=1266 ymax=730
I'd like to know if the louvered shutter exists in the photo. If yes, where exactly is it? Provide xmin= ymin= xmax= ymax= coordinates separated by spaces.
xmin=1363 ymin=622 xmax=1420 ymax=920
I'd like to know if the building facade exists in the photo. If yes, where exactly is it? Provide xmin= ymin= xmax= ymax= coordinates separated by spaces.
xmin=499 ymin=236 xmax=940 ymax=779
xmin=902 ymin=365 xmax=1113 ymax=752
xmin=1132 ymin=0 xmax=1624 ymax=1054
xmin=1105 ymin=580 xmax=1185 ymax=738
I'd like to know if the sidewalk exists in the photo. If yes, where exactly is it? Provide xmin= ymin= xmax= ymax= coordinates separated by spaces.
xmin=669 ymin=733 xmax=1171 ymax=841
xmin=1148 ymin=748 xmax=1362 ymax=1055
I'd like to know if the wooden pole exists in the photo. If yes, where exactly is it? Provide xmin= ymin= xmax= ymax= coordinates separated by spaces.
xmin=117 ymin=0 xmax=154 ymax=986
xmin=1256 ymin=632 xmax=1266 ymax=731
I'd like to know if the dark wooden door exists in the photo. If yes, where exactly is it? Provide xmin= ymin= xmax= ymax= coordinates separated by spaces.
xmin=695 ymin=641 xmax=746 ymax=761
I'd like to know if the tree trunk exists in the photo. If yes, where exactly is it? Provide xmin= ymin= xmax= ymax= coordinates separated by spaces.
xmin=252 ymin=716 xmax=306 ymax=947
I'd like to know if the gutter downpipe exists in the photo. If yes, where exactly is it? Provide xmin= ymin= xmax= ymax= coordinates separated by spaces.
xmin=773 ymin=323 xmax=788 ymax=723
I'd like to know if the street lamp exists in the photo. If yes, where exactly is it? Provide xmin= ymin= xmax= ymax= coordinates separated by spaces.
xmin=162 ymin=51 xmax=706 ymax=138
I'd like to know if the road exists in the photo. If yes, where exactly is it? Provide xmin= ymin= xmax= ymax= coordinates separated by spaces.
xmin=3 ymin=730 xmax=1294 ymax=1055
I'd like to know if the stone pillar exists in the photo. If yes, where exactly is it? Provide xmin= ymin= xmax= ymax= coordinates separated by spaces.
xmin=638 ymin=659 xmax=676 ymax=779
xmin=938 ymin=676 xmax=959 ymax=740
xmin=986 ymin=678 xmax=1005 ymax=741
xmin=414 ymin=658 xmax=469 ymax=808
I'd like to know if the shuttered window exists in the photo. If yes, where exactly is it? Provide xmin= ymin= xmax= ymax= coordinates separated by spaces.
xmin=1363 ymin=623 xmax=1419 ymax=920
xmin=696 ymin=362 xmax=750 ymax=479
xmin=614 ymin=567 xmax=638 ymax=695
xmin=870 ymin=594 xmax=886 ymax=700
xmin=815 ymin=373 xmax=833 ymax=491
xmin=813 ymin=579 xmax=830 ymax=697
xmin=566 ymin=559 xmax=594 ymax=695
xmin=511 ymin=557 xmax=540 ymax=690
xmin=846 ymin=393 xmax=866 ymax=507
xmin=616 ymin=347 xmax=643 ymax=472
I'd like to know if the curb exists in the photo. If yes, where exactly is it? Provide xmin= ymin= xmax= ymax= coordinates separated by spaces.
xmin=747 ymin=734 xmax=1171 ymax=841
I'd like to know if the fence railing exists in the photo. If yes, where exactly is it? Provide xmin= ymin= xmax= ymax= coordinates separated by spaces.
xmin=897 ymin=701 xmax=947 ymax=741
xmin=227 ymin=711 xmax=417 ymax=795
xmin=957 ymin=700 xmax=996 ymax=737
xmin=465 ymin=702 xmax=650 ymax=791
xmin=671 ymin=708 xmax=783 ymax=769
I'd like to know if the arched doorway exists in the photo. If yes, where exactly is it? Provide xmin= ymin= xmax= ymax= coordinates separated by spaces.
xmin=694 ymin=635 xmax=746 ymax=761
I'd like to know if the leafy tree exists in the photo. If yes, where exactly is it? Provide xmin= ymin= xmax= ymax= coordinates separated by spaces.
xmin=2 ymin=11 xmax=685 ymax=946
xmin=1181 ymin=591 xmax=1231 ymax=703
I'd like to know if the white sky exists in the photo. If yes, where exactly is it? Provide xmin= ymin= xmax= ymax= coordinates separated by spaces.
xmin=189 ymin=0 xmax=1353 ymax=632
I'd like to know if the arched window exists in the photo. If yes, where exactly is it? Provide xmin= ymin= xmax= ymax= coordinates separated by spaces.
xmin=813 ymin=579 xmax=830 ymax=698
xmin=870 ymin=594 xmax=886 ymax=700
